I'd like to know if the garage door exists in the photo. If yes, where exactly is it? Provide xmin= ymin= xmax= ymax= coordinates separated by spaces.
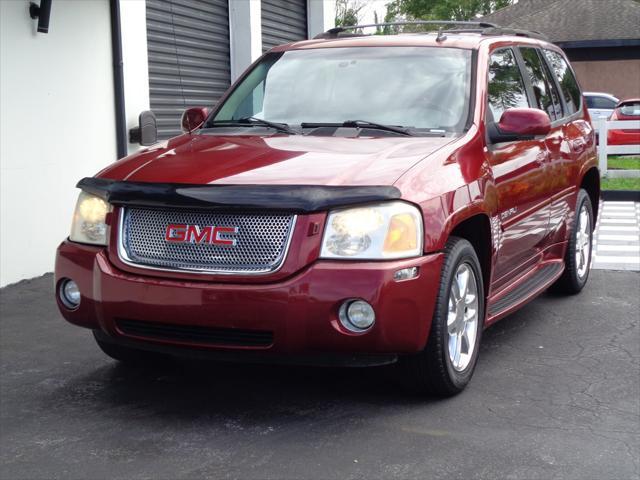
xmin=146 ymin=0 xmax=231 ymax=140
xmin=261 ymin=0 xmax=308 ymax=52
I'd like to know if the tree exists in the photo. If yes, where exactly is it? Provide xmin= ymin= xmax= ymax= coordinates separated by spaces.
xmin=385 ymin=0 xmax=513 ymax=22
xmin=335 ymin=0 xmax=366 ymax=27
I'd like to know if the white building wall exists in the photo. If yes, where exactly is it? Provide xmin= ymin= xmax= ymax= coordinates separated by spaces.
xmin=0 ymin=0 xmax=117 ymax=287
xmin=0 ymin=0 xmax=332 ymax=287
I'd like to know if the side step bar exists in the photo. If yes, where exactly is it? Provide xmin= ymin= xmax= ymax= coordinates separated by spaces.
xmin=487 ymin=261 xmax=564 ymax=321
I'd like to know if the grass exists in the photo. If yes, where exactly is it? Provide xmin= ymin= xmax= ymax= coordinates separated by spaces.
xmin=608 ymin=156 xmax=640 ymax=170
xmin=601 ymin=177 xmax=640 ymax=191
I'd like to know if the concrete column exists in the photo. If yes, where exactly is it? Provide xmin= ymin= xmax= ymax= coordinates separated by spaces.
xmin=229 ymin=0 xmax=262 ymax=82
xmin=119 ymin=0 xmax=151 ymax=155
xmin=307 ymin=0 xmax=335 ymax=38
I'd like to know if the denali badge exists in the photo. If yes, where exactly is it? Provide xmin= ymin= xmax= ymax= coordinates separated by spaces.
xmin=165 ymin=224 xmax=238 ymax=246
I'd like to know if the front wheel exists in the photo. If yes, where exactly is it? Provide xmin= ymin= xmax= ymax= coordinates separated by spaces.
xmin=553 ymin=189 xmax=594 ymax=294
xmin=400 ymin=237 xmax=484 ymax=396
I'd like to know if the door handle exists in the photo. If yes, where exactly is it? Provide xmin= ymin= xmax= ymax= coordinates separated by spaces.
xmin=570 ymin=139 xmax=585 ymax=153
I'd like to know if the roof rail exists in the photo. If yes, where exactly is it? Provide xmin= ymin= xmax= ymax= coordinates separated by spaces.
xmin=314 ymin=21 xmax=549 ymax=42
xmin=314 ymin=20 xmax=499 ymax=39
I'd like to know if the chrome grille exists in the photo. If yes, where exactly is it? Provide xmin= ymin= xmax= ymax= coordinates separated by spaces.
xmin=119 ymin=207 xmax=295 ymax=274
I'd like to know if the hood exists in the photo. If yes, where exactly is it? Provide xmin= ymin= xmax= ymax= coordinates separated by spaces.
xmin=98 ymin=133 xmax=454 ymax=186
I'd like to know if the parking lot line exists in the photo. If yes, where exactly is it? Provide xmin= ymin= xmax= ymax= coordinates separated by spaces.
xmin=599 ymin=218 xmax=637 ymax=224
xmin=597 ymin=234 xmax=639 ymax=241
xmin=595 ymin=244 xmax=640 ymax=252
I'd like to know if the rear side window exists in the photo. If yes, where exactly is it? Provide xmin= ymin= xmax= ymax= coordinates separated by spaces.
xmin=487 ymin=49 xmax=529 ymax=122
xmin=520 ymin=47 xmax=563 ymax=121
xmin=586 ymin=96 xmax=618 ymax=110
xmin=619 ymin=102 xmax=640 ymax=117
xmin=544 ymin=50 xmax=581 ymax=115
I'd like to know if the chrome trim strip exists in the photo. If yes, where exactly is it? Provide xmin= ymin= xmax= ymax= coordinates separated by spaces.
xmin=117 ymin=208 xmax=297 ymax=276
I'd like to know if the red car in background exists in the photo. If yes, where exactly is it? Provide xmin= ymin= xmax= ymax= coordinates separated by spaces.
xmin=607 ymin=99 xmax=640 ymax=146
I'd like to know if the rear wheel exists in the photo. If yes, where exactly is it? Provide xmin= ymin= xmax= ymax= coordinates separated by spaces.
xmin=400 ymin=237 xmax=484 ymax=396
xmin=553 ymin=189 xmax=594 ymax=294
xmin=93 ymin=331 xmax=167 ymax=364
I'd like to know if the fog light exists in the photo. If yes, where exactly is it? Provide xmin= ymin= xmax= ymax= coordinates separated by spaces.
xmin=59 ymin=279 xmax=80 ymax=309
xmin=394 ymin=266 xmax=419 ymax=282
xmin=339 ymin=299 xmax=375 ymax=332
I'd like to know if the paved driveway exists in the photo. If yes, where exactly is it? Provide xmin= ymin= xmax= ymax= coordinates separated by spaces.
xmin=0 ymin=271 xmax=638 ymax=480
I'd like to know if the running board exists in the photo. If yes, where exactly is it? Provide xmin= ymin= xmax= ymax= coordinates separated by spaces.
xmin=487 ymin=261 xmax=564 ymax=320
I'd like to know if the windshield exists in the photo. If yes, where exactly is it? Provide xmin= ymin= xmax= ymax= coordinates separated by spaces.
xmin=212 ymin=47 xmax=473 ymax=134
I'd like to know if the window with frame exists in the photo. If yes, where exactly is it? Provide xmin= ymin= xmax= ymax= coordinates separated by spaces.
xmin=520 ymin=47 xmax=563 ymax=121
xmin=487 ymin=48 xmax=530 ymax=123
xmin=544 ymin=50 xmax=582 ymax=116
xmin=586 ymin=96 xmax=618 ymax=110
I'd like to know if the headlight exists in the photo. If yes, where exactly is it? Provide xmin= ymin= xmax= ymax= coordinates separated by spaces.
xmin=320 ymin=201 xmax=423 ymax=259
xmin=69 ymin=191 xmax=111 ymax=245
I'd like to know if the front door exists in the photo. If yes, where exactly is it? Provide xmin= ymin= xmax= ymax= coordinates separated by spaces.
xmin=485 ymin=48 xmax=551 ymax=288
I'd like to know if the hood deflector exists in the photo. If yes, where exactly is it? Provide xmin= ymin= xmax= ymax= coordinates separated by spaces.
xmin=77 ymin=177 xmax=402 ymax=213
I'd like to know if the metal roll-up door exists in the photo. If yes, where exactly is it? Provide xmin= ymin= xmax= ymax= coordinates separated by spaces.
xmin=146 ymin=0 xmax=230 ymax=140
xmin=261 ymin=0 xmax=308 ymax=52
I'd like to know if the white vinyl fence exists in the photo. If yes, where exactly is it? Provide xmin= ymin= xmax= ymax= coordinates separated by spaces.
xmin=597 ymin=118 xmax=640 ymax=178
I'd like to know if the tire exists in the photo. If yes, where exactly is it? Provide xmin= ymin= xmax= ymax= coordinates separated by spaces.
xmin=93 ymin=331 xmax=167 ymax=365
xmin=400 ymin=237 xmax=485 ymax=396
xmin=553 ymin=189 xmax=594 ymax=294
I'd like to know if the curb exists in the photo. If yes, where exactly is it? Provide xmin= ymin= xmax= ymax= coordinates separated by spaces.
xmin=601 ymin=190 xmax=640 ymax=201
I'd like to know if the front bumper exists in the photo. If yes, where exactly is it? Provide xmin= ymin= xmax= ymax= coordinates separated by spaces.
xmin=55 ymin=240 xmax=443 ymax=357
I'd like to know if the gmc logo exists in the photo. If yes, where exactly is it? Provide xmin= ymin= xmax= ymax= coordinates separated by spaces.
xmin=165 ymin=224 xmax=238 ymax=246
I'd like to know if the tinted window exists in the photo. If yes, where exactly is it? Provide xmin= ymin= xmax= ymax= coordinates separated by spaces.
xmin=487 ymin=49 xmax=529 ymax=122
xmin=214 ymin=47 xmax=473 ymax=132
xmin=586 ymin=96 xmax=618 ymax=110
xmin=520 ymin=47 xmax=562 ymax=121
xmin=544 ymin=50 xmax=581 ymax=115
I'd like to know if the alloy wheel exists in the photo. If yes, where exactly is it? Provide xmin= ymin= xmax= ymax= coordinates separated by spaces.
xmin=575 ymin=204 xmax=591 ymax=279
xmin=447 ymin=263 xmax=479 ymax=372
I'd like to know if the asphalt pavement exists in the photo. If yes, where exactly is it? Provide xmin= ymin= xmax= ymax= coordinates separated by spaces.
xmin=1 ymin=271 xmax=639 ymax=480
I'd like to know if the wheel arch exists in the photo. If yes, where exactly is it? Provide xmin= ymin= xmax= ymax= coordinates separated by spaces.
xmin=448 ymin=212 xmax=493 ymax=299
xmin=580 ymin=167 xmax=600 ymax=224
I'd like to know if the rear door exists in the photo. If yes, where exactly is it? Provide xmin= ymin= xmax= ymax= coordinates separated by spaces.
xmin=485 ymin=47 xmax=551 ymax=287
xmin=518 ymin=46 xmax=573 ymax=240
xmin=542 ymin=49 xmax=591 ymax=240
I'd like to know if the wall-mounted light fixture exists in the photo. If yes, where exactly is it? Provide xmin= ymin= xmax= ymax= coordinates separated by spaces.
xmin=29 ymin=0 xmax=53 ymax=34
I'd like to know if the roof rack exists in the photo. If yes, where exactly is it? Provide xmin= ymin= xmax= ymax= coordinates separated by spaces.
xmin=315 ymin=20 xmax=498 ymax=39
xmin=314 ymin=20 xmax=548 ymax=42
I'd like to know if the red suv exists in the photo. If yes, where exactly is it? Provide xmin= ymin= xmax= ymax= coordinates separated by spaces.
xmin=55 ymin=22 xmax=599 ymax=396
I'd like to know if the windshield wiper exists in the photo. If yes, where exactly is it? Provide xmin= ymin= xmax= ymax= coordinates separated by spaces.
xmin=207 ymin=117 xmax=298 ymax=135
xmin=343 ymin=120 xmax=413 ymax=136
xmin=300 ymin=120 xmax=413 ymax=136
xmin=237 ymin=117 xmax=298 ymax=135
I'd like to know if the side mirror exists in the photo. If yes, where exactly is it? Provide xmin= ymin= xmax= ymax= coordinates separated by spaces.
xmin=489 ymin=108 xmax=551 ymax=144
xmin=129 ymin=110 xmax=157 ymax=146
xmin=181 ymin=107 xmax=210 ymax=134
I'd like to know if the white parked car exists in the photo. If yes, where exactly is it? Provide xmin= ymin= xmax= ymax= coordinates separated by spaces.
xmin=584 ymin=92 xmax=619 ymax=120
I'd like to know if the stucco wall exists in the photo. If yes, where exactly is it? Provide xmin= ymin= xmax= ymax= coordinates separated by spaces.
xmin=0 ymin=0 xmax=117 ymax=286
xmin=572 ymin=59 xmax=640 ymax=99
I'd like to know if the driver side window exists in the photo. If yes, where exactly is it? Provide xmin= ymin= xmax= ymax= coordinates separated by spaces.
xmin=487 ymin=49 xmax=530 ymax=122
